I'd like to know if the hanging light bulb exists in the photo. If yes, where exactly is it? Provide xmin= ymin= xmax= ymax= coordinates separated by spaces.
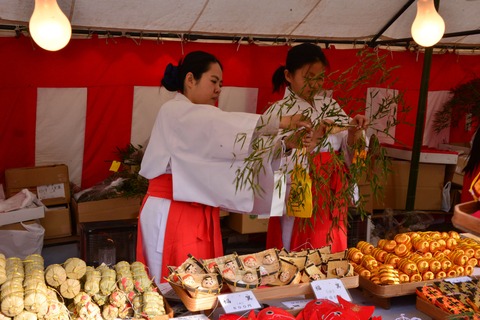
xmin=29 ymin=0 xmax=72 ymax=51
xmin=411 ymin=0 xmax=445 ymax=47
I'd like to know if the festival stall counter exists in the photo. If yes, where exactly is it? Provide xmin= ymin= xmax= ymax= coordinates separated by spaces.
xmin=2 ymin=228 xmax=480 ymax=319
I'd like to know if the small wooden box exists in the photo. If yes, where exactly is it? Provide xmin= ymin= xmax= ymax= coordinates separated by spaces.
xmin=72 ymin=196 xmax=142 ymax=224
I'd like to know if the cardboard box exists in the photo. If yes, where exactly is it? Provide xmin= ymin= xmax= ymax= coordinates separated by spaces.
xmin=5 ymin=164 xmax=73 ymax=239
xmin=5 ymin=164 xmax=70 ymax=206
xmin=358 ymin=183 xmax=374 ymax=214
xmin=452 ymin=155 xmax=468 ymax=186
xmin=0 ymin=205 xmax=45 ymax=227
xmin=372 ymin=160 xmax=446 ymax=211
xmin=41 ymin=206 xmax=72 ymax=239
xmin=227 ymin=213 xmax=269 ymax=234
xmin=72 ymin=196 xmax=142 ymax=224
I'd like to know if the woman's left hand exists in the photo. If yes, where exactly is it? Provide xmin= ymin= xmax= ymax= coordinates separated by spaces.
xmin=348 ymin=115 xmax=369 ymax=146
xmin=349 ymin=114 xmax=369 ymax=131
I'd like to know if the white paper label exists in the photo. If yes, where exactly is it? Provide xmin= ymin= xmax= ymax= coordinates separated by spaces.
xmin=281 ymin=299 xmax=312 ymax=310
xmin=445 ymin=276 xmax=472 ymax=283
xmin=311 ymin=278 xmax=351 ymax=303
xmin=37 ymin=183 xmax=65 ymax=200
xmin=218 ymin=291 xmax=261 ymax=314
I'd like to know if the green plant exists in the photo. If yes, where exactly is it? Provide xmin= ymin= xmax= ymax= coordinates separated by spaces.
xmin=114 ymin=143 xmax=148 ymax=197
xmin=433 ymin=78 xmax=480 ymax=133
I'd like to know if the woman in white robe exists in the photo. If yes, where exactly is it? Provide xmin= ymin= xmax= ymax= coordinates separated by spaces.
xmin=136 ymin=51 xmax=310 ymax=285
xmin=264 ymin=43 xmax=368 ymax=253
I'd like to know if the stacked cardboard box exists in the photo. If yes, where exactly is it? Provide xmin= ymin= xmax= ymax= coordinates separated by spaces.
xmin=5 ymin=164 xmax=72 ymax=239
xmin=227 ymin=213 xmax=269 ymax=234
xmin=372 ymin=160 xmax=447 ymax=211
xmin=439 ymin=142 xmax=471 ymax=187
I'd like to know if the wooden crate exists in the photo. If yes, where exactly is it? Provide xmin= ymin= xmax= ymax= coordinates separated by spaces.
xmin=359 ymin=275 xmax=438 ymax=298
xmin=452 ymin=201 xmax=480 ymax=236
xmin=415 ymin=297 xmax=451 ymax=320
xmin=170 ymin=275 xmax=359 ymax=312
xmin=358 ymin=275 xmax=438 ymax=309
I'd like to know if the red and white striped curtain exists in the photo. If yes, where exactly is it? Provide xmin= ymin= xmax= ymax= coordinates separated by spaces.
xmin=1 ymin=36 xmax=479 ymax=189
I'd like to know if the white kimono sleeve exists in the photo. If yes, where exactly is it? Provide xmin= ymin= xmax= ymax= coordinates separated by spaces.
xmin=159 ymin=100 xmax=271 ymax=213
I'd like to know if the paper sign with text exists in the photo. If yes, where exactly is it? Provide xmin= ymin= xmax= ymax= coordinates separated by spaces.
xmin=218 ymin=291 xmax=261 ymax=314
xmin=37 ymin=183 xmax=65 ymax=200
xmin=282 ymin=299 xmax=312 ymax=310
xmin=311 ymin=279 xmax=351 ymax=303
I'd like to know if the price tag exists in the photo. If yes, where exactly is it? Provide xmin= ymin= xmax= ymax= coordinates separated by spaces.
xmin=217 ymin=291 xmax=261 ymax=314
xmin=173 ymin=315 xmax=209 ymax=320
xmin=310 ymin=278 xmax=351 ymax=303
xmin=281 ymin=299 xmax=312 ymax=310
xmin=445 ymin=276 xmax=472 ymax=283
xmin=37 ymin=183 xmax=65 ymax=200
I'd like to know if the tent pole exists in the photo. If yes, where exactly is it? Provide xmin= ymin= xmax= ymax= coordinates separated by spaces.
xmin=405 ymin=47 xmax=433 ymax=211
xmin=406 ymin=0 xmax=442 ymax=211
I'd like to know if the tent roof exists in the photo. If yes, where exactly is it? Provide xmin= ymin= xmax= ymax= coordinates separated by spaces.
xmin=1 ymin=0 xmax=480 ymax=48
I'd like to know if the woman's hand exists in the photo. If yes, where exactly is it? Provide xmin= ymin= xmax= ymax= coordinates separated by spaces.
xmin=304 ymin=120 xmax=331 ymax=153
xmin=349 ymin=114 xmax=369 ymax=131
xmin=284 ymin=128 xmax=312 ymax=151
xmin=348 ymin=114 xmax=369 ymax=146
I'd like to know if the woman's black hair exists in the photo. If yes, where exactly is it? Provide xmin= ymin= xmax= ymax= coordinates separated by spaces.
xmin=463 ymin=127 xmax=480 ymax=175
xmin=161 ymin=51 xmax=223 ymax=92
xmin=272 ymin=43 xmax=329 ymax=93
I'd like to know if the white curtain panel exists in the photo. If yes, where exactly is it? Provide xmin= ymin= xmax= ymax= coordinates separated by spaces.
xmin=218 ymin=87 xmax=258 ymax=114
xmin=36 ymin=88 xmax=87 ymax=187
xmin=365 ymin=87 xmax=398 ymax=145
xmin=131 ymin=86 xmax=176 ymax=148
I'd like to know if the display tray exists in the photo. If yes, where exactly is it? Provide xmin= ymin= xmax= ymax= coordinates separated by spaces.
xmin=359 ymin=275 xmax=439 ymax=298
xmin=452 ymin=201 xmax=480 ymax=236
xmin=170 ymin=275 xmax=359 ymax=312
xmin=415 ymin=297 xmax=451 ymax=320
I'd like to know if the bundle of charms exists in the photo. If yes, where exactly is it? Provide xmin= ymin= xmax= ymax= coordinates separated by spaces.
xmin=165 ymin=246 xmax=355 ymax=297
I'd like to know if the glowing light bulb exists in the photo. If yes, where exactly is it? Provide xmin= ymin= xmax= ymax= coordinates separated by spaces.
xmin=411 ymin=0 xmax=445 ymax=47
xmin=29 ymin=0 xmax=72 ymax=51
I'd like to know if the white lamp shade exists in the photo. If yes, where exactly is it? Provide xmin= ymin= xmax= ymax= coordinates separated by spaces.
xmin=29 ymin=0 xmax=72 ymax=51
xmin=411 ymin=0 xmax=445 ymax=47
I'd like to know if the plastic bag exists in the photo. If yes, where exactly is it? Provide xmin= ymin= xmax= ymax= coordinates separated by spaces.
xmin=0 ymin=221 xmax=44 ymax=259
xmin=441 ymin=181 xmax=451 ymax=212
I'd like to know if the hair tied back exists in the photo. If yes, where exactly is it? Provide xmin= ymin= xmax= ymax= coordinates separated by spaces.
xmin=162 ymin=63 xmax=181 ymax=92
